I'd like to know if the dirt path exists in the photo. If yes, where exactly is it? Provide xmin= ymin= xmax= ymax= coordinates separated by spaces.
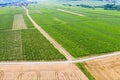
xmin=57 ymin=9 xmax=84 ymax=16
xmin=12 ymin=14 xmax=27 ymax=30
xmin=23 ymin=7 xmax=74 ymax=60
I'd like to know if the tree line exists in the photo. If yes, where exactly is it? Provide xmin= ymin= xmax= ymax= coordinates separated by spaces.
xmin=63 ymin=3 xmax=120 ymax=11
xmin=104 ymin=4 xmax=120 ymax=11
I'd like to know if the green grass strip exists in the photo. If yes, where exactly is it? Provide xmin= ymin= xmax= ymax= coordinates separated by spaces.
xmin=76 ymin=63 xmax=95 ymax=80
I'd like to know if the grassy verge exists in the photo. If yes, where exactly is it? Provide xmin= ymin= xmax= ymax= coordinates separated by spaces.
xmin=76 ymin=63 xmax=95 ymax=80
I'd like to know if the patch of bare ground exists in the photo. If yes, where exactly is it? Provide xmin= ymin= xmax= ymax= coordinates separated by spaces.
xmin=0 ymin=64 xmax=88 ymax=80
xmin=84 ymin=55 xmax=120 ymax=80
xmin=57 ymin=9 xmax=84 ymax=16
xmin=12 ymin=14 xmax=27 ymax=30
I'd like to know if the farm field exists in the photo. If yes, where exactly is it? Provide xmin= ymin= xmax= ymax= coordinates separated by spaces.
xmin=21 ymin=29 xmax=66 ymax=60
xmin=0 ymin=7 xmax=66 ymax=61
xmin=0 ymin=30 xmax=22 ymax=60
xmin=0 ymin=1 xmax=120 ymax=79
xmin=84 ymin=55 xmax=120 ymax=80
xmin=29 ymin=3 xmax=120 ymax=57
xmin=0 ymin=64 xmax=88 ymax=80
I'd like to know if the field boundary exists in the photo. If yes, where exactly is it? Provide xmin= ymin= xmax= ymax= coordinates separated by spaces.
xmin=23 ymin=7 xmax=74 ymax=60
xmin=57 ymin=9 xmax=84 ymax=16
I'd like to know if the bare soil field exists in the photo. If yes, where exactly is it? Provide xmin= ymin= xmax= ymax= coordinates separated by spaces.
xmin=0 ymin=64 xmax=88 ymax=80
xmin=84 ymin=55 xmax=120 ymax=80
xmin=12 ymin=14 xmax=27 ymax=30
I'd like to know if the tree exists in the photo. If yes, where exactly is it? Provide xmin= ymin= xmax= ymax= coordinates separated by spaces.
xmin=104 ymin=4 xmax=114 ymax=10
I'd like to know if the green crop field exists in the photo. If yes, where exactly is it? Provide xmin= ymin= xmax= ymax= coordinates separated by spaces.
xmin=1 ymin=1 xmax=120 ymax=80
xmin=22 ymin=29 xmax=66 ymax=60
xmin=0 ymin=2 xmax=120 ymax=60
xmin=29 ymin=3 xmax=120 ymax=57
xmin=0 ymin=7 xmax=66 ymax=61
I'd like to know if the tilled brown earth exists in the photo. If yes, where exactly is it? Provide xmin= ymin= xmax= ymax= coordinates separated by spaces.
xmin=84 ymin=55 xmax=120 ymax=80
xmin=0 ymin=64 xmax=88 ymax=80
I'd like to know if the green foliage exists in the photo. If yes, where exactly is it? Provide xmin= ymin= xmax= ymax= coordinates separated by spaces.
xmin=104 ymin=4 xmax=120 ymax=11
xmin=76 ymin=63 xmax=95 ymax=80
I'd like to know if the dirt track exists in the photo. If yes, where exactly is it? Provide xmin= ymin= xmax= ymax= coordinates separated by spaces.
xmin=84 ymin=55 xmax=120 ymax=80
xmin=57 ymin=9 xmax=84 ymax=16
xmin=0 ymin=64 xmax=88 ymax=80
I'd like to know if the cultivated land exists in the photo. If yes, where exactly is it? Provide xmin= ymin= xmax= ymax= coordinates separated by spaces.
xmin=0 ymin=6 xmax=88 ymax=80
xmin=29 ymin=4 xmax=120 ymax=57
xmin=0 ymin=30 xmax=22 ymax=60
xmin=0 ymin=64 xmax=88 ymax=80
xmin=0 ymin=7 xmax=66 ymax=61
xmin=84 ymin=55 xmax=120 ymax=80
xmin=0 ymin=1 xmax=120 ymax=79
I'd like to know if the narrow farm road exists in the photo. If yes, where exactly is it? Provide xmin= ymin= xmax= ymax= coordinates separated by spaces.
xmin=23 ymin=7 xmax=74 ymax=60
